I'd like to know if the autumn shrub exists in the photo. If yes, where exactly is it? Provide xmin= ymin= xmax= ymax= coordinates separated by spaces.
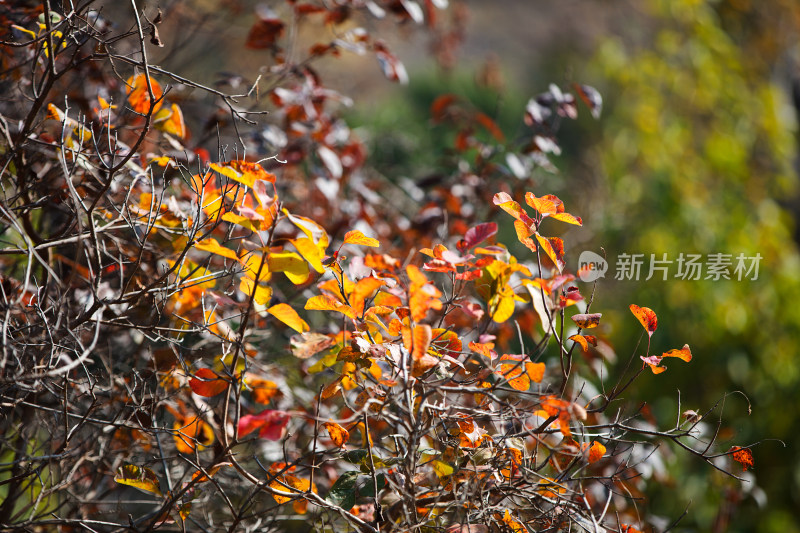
xmin=0 ymin=1 xmax=763 ymax=532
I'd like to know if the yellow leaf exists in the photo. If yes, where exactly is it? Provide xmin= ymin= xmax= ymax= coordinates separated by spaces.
xmin=268 ymin=303 xmax=309 ymax=333
xmin=292 ymin=237 xmax=325 ymax=273
xmin=268 ymin=251 xmax=310 ymax=284
xmin=305 ymin=295 xmax=356 ymax=319
xmin=194 ymin=238 xmax=239 ymax=262
xmin=432 ymin=460 xmax=454 ymax=479
xmin=240 ymin=277 xmax=272 ymax=305
xmin=114 ymin=464 xmax=163 ymax=496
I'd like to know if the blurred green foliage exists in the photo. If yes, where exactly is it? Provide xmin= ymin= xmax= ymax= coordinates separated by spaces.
xmin=590 ymin=0 xmax=800 ymax=530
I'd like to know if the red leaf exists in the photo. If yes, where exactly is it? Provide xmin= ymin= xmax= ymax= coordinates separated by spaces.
xmin=189 ymin=368 xmax=228 ymax=397
xmin=460 ymin=222 xmax=497 ymax=251
xmin=245 ymin=17 xmax=285 ymax=49
xmin=238 ymin=409 xmax=290 ymax=440
xmin=431 ymin=94 xmax=458 ymax=122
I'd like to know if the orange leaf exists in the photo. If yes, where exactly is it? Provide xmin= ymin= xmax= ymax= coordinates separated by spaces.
xmin=268 ymin=303 xmax=309 ymax=333
xmin=526 ymin=361 xmax=545 ymax=383
xmin=210 ymin=160 xmax=275 ymax=188
xmin=730 ymin=446 xmax=754 ymax=471
xmin=247 ymin=377 xmax=280 ymax=404
xmin=630 ymin=304 xmax=657 ymax=336
xmin=475 ymin=112 xmax=505 ymax=141
xmin=498 ymin=354 xmax=530 ymax=391
xmin=587 ymin=441 xmax=606 ymax=463
xmin=570 ymin=313 xmax=601 ymax=329
xmin=343 ymin=230 xmax=380 ymax=247
xmin=662 ymin=344 xmax=692 ymax=362
xmin=525 ymin=193 xmax=558 ymax=216
xmin=323 ymin=421 xmax=350 ymax=448
xmin=189 ymin=368 xmax=228 ymax=397
xmin=350 ymin=276 xmax=385 ymax=316
xmin=125 ymin=73 xmax=163 ymax=114
xmin=535 ymin=234 xmax=565 ymax=271
xmin=173 ymin=416 xmax=214 ymax=454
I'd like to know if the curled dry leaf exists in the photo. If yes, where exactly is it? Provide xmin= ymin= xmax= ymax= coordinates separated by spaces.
xmin=571 ymin=313 xmax=601 ymax=329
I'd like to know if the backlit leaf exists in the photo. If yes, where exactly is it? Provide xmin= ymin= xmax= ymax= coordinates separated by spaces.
xmin=730 ymin=446 xmax=754 ymax=471
xmin=114 ymin=464 xmax=163 ymax=496
xmin=662 ymin=344 xmax=692 ymax=362
xmin=125 ymin=73 xmax=163 ymax=114
xmin=189 ymin=368 xmax=228 ymax=397
xmin=630 ymin=304 xmax=658 ymax=337
xmin=238 ymin=409 xmax=290 ymax=440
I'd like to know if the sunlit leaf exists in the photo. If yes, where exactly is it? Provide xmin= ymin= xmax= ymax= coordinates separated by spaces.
xmin=323 ymin=421 xmax=350 ymax=447
xmin=239 ymin=277 xmax=273 ymax=305
xmin=154 ymin=103 xmax=186 ymax=138
xmin=269 ymin=251 xmax=311 ymax=284
xmin=343 ymin=229 xmax=380 ymax=247
xmin=432 ymin=460 xmax=454 ymax=479
xmin=126 ymin=73 xmax=163 ymax=114
xmin=290 ymin=332 xmax=335 ymax=359
xmin=268 ymin=303 xmax=309 ymax=333
xmin=238 ymin=409 xmax=290 ymax=440
xmin=662 ymin=344 xmax=692 ymax=362
xmin=210 ymin=160 xmax=275 ymax=188
xmin=587 ymin=441 xmax=606 ymax=463
xmin=114 ymin=464 xmax=163 ymax=496
xmin=305 ymin=295 xmax=356 ymax=319
xmin=194 ymin=238 xmax=239 ymax=262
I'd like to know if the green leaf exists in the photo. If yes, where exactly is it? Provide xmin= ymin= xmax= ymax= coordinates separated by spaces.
xmin=360 ymin=473 xmax=386 ymax=498
xmin=327 ymin=471 xmax=359 ymax=509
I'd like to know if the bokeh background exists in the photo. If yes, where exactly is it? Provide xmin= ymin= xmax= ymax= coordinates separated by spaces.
xmin=120 ymin=0 xmax=800 ymax=530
